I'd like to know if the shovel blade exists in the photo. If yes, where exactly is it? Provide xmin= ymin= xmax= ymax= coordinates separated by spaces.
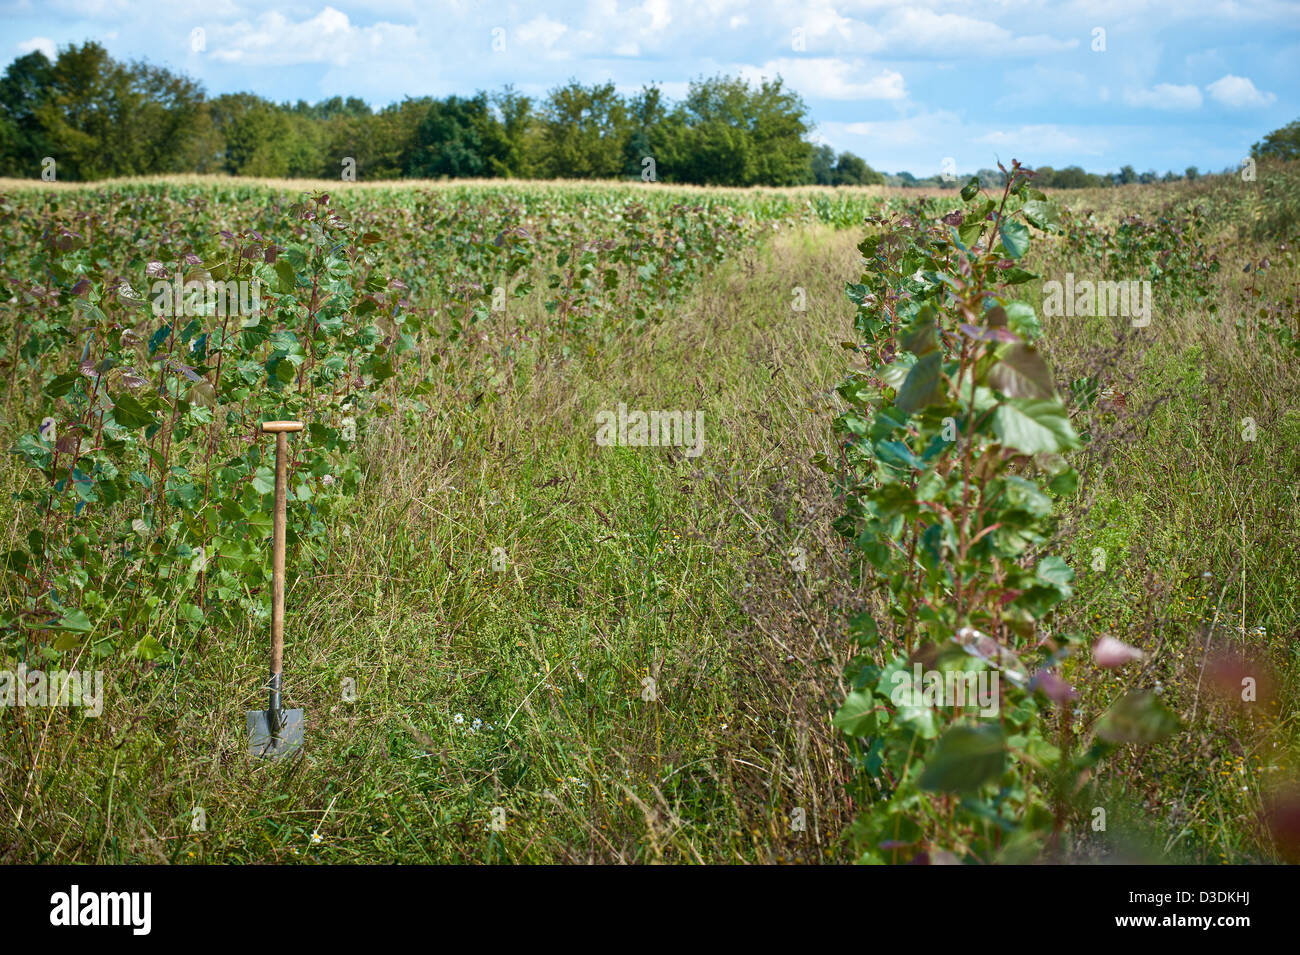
xmin=246 ymin=708 xmax=305 ymax=758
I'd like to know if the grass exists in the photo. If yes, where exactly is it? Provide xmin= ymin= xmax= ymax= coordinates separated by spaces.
xmin=1030 ymin=184 xmax=1300 ymax=862
xmin=1 ymin=172 xmax=1297 ymax=864
xmin=2 ymin=224 xmax=869 ymax=863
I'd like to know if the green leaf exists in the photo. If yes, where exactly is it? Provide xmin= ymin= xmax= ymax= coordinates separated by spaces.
xmin=2 ymin=548 xmax=30 ymax=575
xmin=919 ymin=724 xmax=1006 ymax=792
xmin=1021 ymin=199 xmax=1060 ymax=231
xmin=834 ymin=690 xmax=882 ymax=736
xmin=1047 ymin=467 xmax=1079 ymax=496
xmin=896 ymin=352 xmax=944 ymax=414
xmin=880 ymin=357 xmax=915 ymax=389
xmin=132 ymin=635 xmax=167 ymax=661
xmin=999 ymin=219 xmax=1030 ymax=259
xmin=1035 ymin=555 xmax=1075 ymax=588
xmin=999 ymin=268 xmax=1039 ymax=286
xmin=901 ymin=309 xmax=939 ymax=356
xmin=252 ymin=467 xmax=276 ymax=495
xmin=1003 ymin=301 xmax=1042 ymax=339
xmin=56 ymin=609 xmax=93 ymax=633
xmin=274 ymin=260 xmax=297 ymax=293
xmin=993 ymin=398 xmax=1081 ymax=454
xmin=1097 ymin=690 xmax=1180 ymax=744
xmin=110 ymin=393 xmax=157 ymax=429
xmin=44 ymin=372 xmax=80 ymax=398
xmin=960 ymin=177 xmax=981 ymax=201
xmin=53 ymin=632 xmax=83 ymax=651
xmin=874 ymin=439 xmax=924 ymax=471
xmin=881 ymin=665 xmax=939 ymax=739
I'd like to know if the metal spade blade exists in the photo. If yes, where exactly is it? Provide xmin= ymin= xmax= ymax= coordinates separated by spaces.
xmin=247 ymin=706 xmax=305 ymax=758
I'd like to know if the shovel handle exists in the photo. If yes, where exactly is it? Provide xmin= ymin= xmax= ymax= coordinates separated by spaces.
xmin=260 ymin=421 xmax=302 ymax=689
xmin=261 ymin=420 xmax=304 ymax=434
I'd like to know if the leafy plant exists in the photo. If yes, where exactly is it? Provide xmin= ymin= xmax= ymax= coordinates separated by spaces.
xmin=3 ymin=193 xmax=398 ymax=660
xmin=831 ymin=163 xmax=1180 ymax=863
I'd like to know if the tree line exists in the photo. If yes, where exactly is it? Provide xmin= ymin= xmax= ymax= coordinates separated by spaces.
xmin=0 ymin=42 xmax=883 ymax=186
xmin=1 ymin=42 xmax=1293 ymax=187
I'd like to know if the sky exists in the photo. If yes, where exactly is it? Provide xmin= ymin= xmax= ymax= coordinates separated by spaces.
xmin=2 ymin=0 xmax=1297 ymax=177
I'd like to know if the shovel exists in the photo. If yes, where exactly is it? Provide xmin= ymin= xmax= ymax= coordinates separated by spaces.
xmin=247 ymin=420 xmax=305 ymax=758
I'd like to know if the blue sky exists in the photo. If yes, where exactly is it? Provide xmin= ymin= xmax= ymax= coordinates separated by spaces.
xmin=2 ymin=0 xmax=1297 ymax=176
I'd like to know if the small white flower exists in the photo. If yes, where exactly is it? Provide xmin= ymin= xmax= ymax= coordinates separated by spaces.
xmin=322 ymin=474 xmax=335 ymax=487
xmin=310 ymin=832 xmax=322 ymax=844
xmin=453 ymin=713 xmax=464 ymax=724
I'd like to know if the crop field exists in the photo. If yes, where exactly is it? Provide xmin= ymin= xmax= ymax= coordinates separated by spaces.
xmin=0 ymin=165 xmax=1297 ymax=865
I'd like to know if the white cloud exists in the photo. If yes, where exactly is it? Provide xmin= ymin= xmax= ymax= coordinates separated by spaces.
xmin=16 ymin=36 xmax=56 ymax=59
xmin=740 ymin=58 xmax=905 ymax=100
xmin=1123 ymin=83 xmax=1203 ymax=109
xmin=1205 ymin=74 xmax=1276 ymax=108
xmin=517 ymin=15 xmax=569 ymax=50
xmin=878 ymin=8 xmax=1075 ymax=58
xmin=208 ymin=7 xmax=420 ymax=68
xmin=641 ymin=0 xmax=672 ymax=33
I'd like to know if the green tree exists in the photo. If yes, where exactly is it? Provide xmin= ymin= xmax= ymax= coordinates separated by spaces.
xmin=1252 ymin=118 xmax=1300 ymax=161
xmin=119 ymin=60 xmax=206 ymax=175
xmin=833 ymin=151 xmax=884 ymax=185
xmin=31 ymin=42 xmax=125 ymax=179
xmin=1060 ymin=166 xmax=1096 ymax=188
xmin=325 ymin=97 xmax=427 ymax=180
xmin=538 ymin=80 xmax=629 ymax=179
xmin=492 ymin=85 xmax=535 ymax=178
xmin=668 ymin=75 xmax=813 ymax=186
xmin=810 ymin=143 xmax=836 ymax=185
xmin=0 ymin=50 xmax=54 ymax=177
xmin=406 ymin=94 xmax=511 ymax=179
xmin=622 ymin=84 xmax=671 ymax=179
xmin=20 ymin=43 xmax=203 ymax=180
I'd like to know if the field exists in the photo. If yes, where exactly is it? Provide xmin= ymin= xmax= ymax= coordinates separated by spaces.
xmin=0 ymin=168 xmax=1297 ymax=864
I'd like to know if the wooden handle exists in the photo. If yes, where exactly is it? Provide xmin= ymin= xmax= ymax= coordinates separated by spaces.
xmin=271 ymin=431 xmax=287 ymax=678
xmin=261 ymin=420 xmax=304 ymax=433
